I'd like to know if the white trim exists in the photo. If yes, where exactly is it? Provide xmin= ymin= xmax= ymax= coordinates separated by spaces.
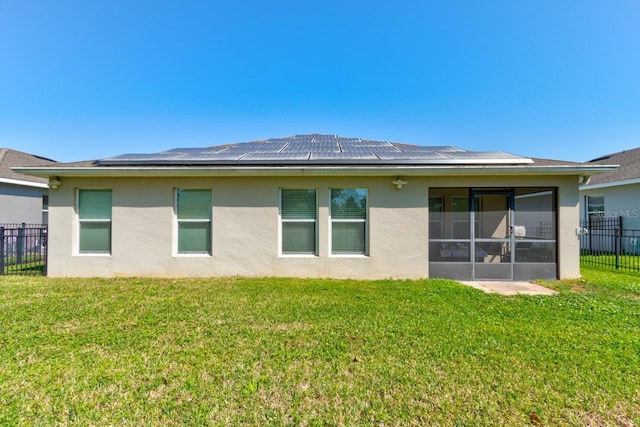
xmin=580 ymin=177 xmax=640 ymax=191
xmin=75 ymin=253 xmax=112 ymax=257
xmin=173 ymin=253 xmax=212 ymax=258
xmin=514 ymin=190 xmax=553 ymax=199
xmin=330 ymin=254 xmax=369 ymax=259
xmin=14 ymin=164 xmax=617 ymax=179
xmin=0 ymin=177 xmax=49 ymax=188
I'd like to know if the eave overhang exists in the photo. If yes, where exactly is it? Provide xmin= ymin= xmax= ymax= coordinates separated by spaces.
xmin=0 ymin=177 xmax=49 ymax=189
xmin=14 ymin=164 xmax=618 ymax=179
xmin=580 ymin=176 xmax=640 ymax=191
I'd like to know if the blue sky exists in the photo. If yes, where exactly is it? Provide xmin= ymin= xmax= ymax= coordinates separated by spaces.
xmin=1 ymin=1 xmax=639 ymax=163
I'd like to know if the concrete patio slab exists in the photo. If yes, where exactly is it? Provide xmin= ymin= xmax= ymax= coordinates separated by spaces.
xmin=459 ymin=281 xmax=557 ymax=296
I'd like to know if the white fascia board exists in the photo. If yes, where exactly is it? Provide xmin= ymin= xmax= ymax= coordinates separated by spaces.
xmin=580 ymin=177 xmax=640 ymax=191
xmin=14 ymin=164 xmax=616 ymax=179
xmin=0 ymin=177 xmax=49 ymax=189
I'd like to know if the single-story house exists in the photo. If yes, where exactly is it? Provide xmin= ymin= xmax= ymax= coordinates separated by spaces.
xmin=16 ymin=134 xmax=615 ymax=281
xmin=0 ymin=148 xmax=57 ymax=225
xmin=580 ymin=147 xmax=640 ymax=229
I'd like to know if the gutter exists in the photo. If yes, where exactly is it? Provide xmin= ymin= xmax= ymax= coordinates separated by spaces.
xmin=580 ymin=176 xmax=640 ymax=191
xmin=0 ymin=177 xmax=49 ymax=189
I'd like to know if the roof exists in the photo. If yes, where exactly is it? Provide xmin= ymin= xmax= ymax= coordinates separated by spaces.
xmin=14 ymin=134 xmax=617 ymax=179
xmin=95 ymin=134 xmax=534 ymax=166
xmin=583 ymin=147 xmax=640 ymax=186
xmin=0 ymin=148 xmax=57 ymax=187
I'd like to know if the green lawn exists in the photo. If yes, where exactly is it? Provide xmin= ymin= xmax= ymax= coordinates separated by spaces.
xmin=1 ymin=269 xmax=638 ymax=425
xmin=582 ymin=253 xmax=640 ymax=272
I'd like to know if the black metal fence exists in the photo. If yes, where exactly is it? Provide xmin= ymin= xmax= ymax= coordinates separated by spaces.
xmin=579 ymin=215 xmax=640 ymax=272
xmin=0 ymin=223 xmax=48 ymax=276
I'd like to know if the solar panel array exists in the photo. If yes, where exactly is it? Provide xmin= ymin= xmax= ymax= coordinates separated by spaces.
xmin=95 ymin=134 xmax=532 ymax=166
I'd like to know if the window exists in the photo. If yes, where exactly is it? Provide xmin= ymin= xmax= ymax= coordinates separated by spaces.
xmin=78 ymin=189 xmax=112 ymax=254
xmin=586 ymin=195 xmax=605 ymax=217
xmin=331 ymin=188 xmax=367 ymax=255
xmin=42 ymin=195 xmax=49 ymax=225
xmin=280 ymin=189 xmax=317 ymax=255
xmin=176 ymin=189 xmax=212 ymax=254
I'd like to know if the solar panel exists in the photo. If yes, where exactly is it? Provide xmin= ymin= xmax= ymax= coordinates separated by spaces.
xmin=393 ymin=144 xmax=464 ymax=153
xmin=242 ymin=152 xmax=310 ymax=160
xmin=310 ymin=152 xmax=378 ymax=160
xmin=445 ymin=151 xmax=523 ymax=160
xmin=173 ymin=152 xmax=245 ymax=161
xmin=163 ymin=147 xmax=228 ymax=154
xmin=94 ymin=134 xmax=533 ymax=166
xmin=282 ymin=143 xmax=339 ymax=152
xmin=375 ymin=152 xmax=449 ymax=160
xmin=99 ymin=153 xmax=178 ymax=161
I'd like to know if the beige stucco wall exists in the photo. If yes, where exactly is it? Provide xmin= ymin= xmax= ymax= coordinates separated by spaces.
xmin=46 ymin=174 xmax=581 ymax=279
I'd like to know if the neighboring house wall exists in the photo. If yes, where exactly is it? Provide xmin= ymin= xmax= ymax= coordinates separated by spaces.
xmin=580 ymin=183 xmax=640 ymax=230
xmin=0 ymin=183 xmax=47 ymax=224
xmin=1 ymin=148 xmax=56 ymax=224
xmin=46 ymin=174 xmax=581 ymax=279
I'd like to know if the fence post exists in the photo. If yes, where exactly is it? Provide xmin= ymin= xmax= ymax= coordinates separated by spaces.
xmin=16 ymin=223 xmax=25 ymax=266
xmin=42 ymin=226 xmax=48 ymax=276
xmin=615 ymin=216 xmax=621 ymax=269
xmin=0 ymin=226 xmax=4 ymax=275
xmin=587 ymin=214 xmax=593 ymax=255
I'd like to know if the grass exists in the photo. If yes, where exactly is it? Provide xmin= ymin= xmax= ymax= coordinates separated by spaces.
xmin=582 ymin=253 xmax=640 ymax=273
xmin=2 ymin=260 xmax=46 ymax=275
xmin=0 ymin=269 xmax=638 ymax=425
xmin=2 ymin=254 xmax=46 ymax=275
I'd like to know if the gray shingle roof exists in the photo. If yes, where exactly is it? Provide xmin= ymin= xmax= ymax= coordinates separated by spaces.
xmin=95 ymin=134 xmax=533 ymax=166
xmin=585 ymin=147 xmax=640 ymax=185
xmin=0 ymin=148 xmax=57 ymax=185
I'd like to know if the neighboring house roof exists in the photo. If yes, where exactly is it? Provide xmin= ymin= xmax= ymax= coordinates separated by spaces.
xmin=0 ymin=148 xmax=57 ymax=188
xmin=581 ymin=147 xmax=640 ymax=189
xmin=15 ymin=134 xmax=616 ymax=179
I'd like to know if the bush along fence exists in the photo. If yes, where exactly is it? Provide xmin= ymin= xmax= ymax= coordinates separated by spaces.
xmin=579 ymin=215 xmax=640 ymax=272
xmin=0 ymin=223 xmax=48 ymax=276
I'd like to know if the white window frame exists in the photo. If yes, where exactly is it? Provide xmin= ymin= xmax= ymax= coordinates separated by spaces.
xmin=42 ymin=194 xmax=49 ymax=225
xmin=279 ymin=188 xmax=318 ymax=257
xmin=174 ymin=188 xmax=213 ymax=257
xmin=75 ymin=189 xmax=112 ymax=256
xmin=586 ymin=194 xmax=605 ymax=217
xmin=329 ymin=188 xmax=368 ymax=257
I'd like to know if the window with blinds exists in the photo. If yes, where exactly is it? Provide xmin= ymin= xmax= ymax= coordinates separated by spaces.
xmin=78 ymin=189 xmax=112 ymax=254
xmin=280 ymin=189 xmax=317 ymax=255
xmin=176 ymin=189 xmax=212 ymax=255
xmin=330 ymin=188 xmax=367 ymax=255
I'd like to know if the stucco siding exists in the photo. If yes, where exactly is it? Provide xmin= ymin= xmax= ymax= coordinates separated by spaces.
xmin=556 ymin=176 xmax=581 ymax=279
xmin=46 ymin=174 xmax=581 ymax=279
xmin=0 ymin=183 xmax=46 ymax=224
xmin=581 ymin=184 xmax=640 ymax=230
